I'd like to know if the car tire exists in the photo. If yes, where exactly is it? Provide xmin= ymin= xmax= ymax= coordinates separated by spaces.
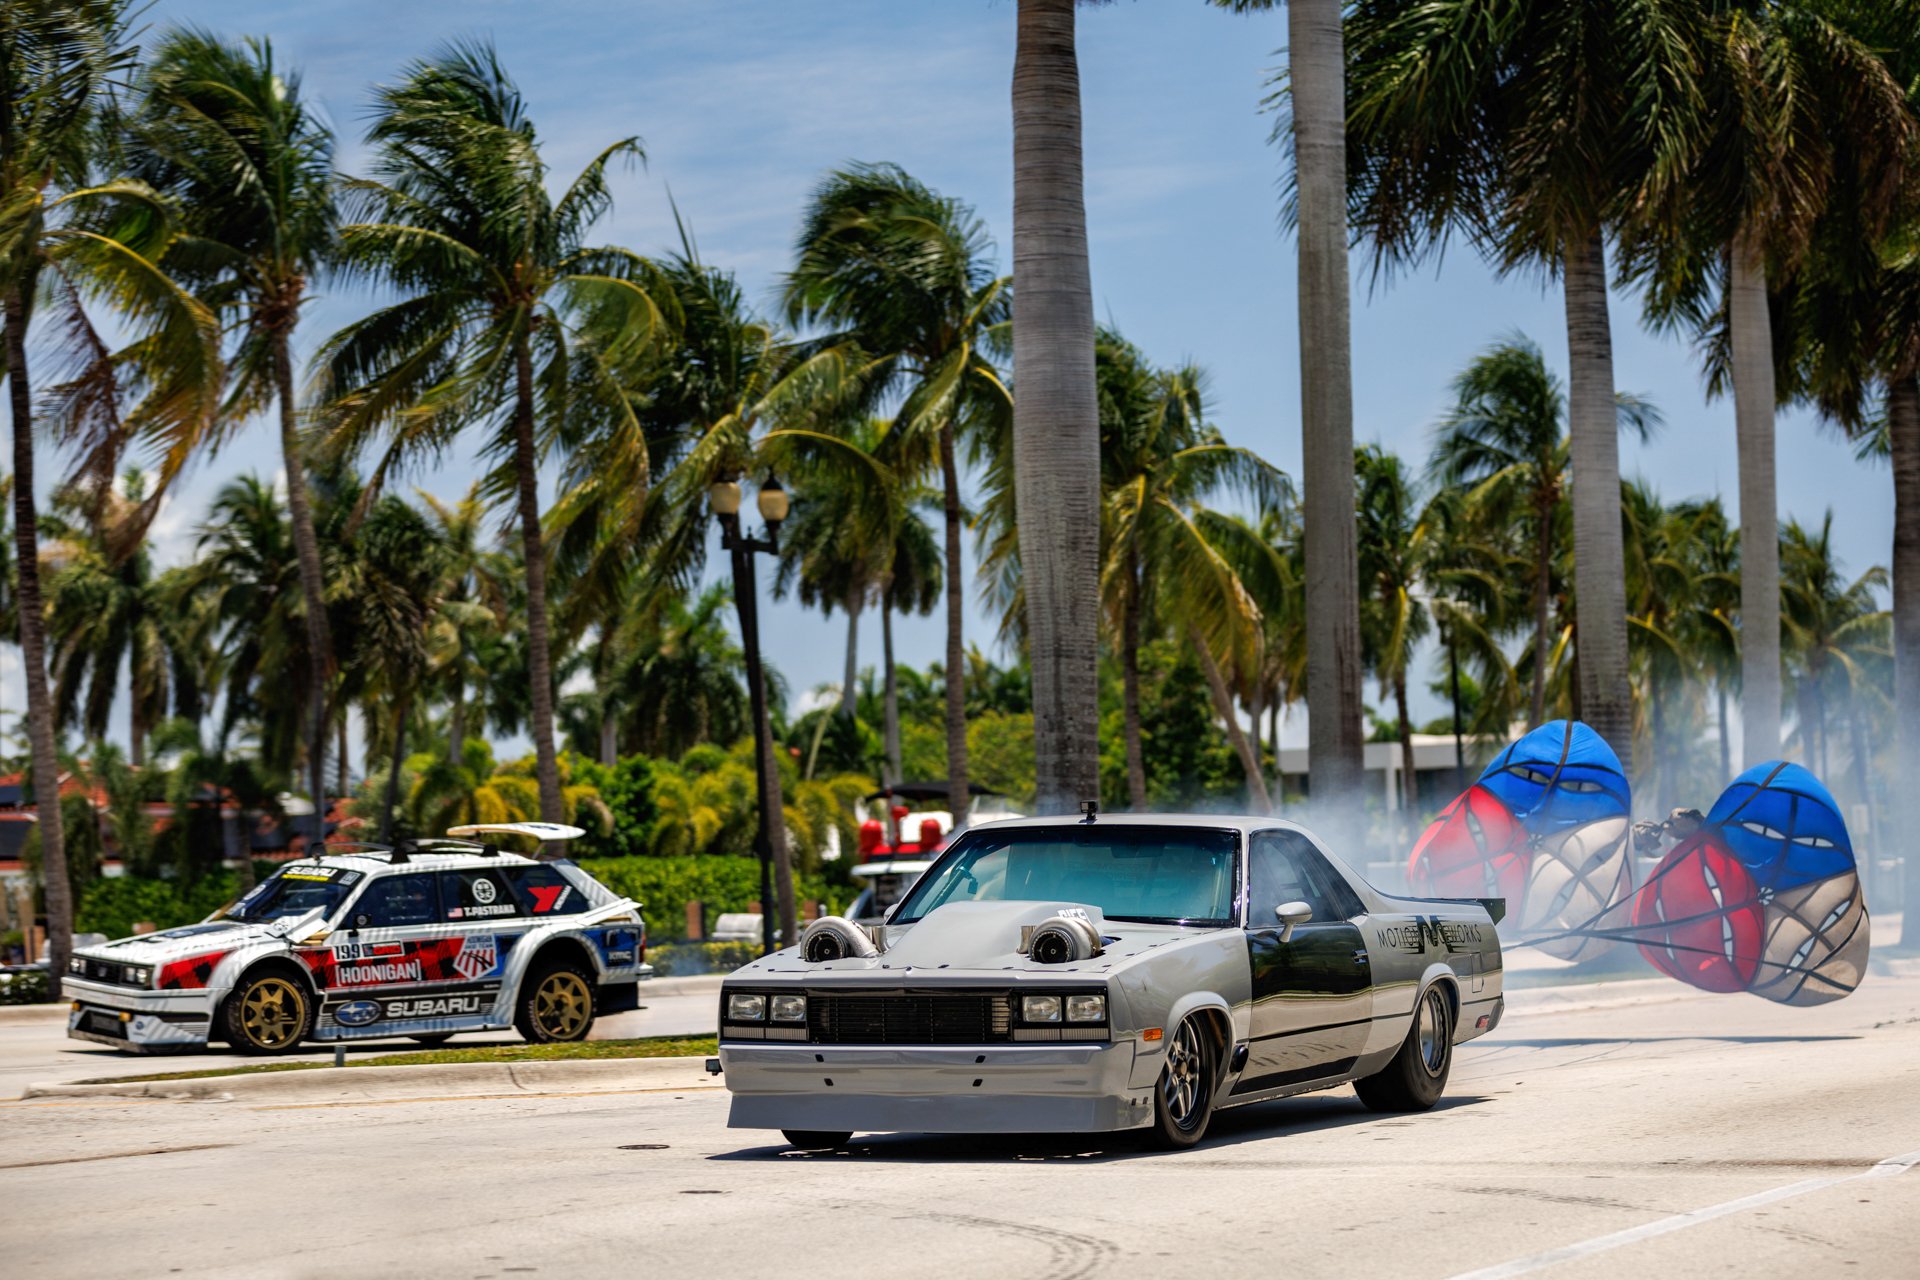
xmin=221 ymin=969 xmax=313 ymax=1056
xmin=514 ymin=956 xmax=596 ymax=1044
xmin=1147 ymin=1015 xmax=1216 ymax=1148
xmin=1355 ymin=984 xmax=1454 ymax=1113
xmin=408 ymin=1034 xmax=455 ymax=1047
xmin=783 ymin=1130 xmax=852 ymax=1151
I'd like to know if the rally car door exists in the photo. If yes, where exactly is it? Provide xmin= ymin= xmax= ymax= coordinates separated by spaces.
xmin=311 ymin=868 xmax=520 ymax=1029
xmin=1235 ymin=829 xmax=1375 ymax=1095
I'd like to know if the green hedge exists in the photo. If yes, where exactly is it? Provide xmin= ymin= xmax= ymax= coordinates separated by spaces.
xmin=0 ymin=969 xmax=52 ymax=1005
xmin=587 ymin=856 xmax=839 ymax=942
xmin=647 ymin=940 xmax=762 ymax=977
xmin=76 ymin=872 xmax=248 ymax=941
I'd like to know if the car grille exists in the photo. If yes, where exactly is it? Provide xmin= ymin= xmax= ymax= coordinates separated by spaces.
xmin=75 ymin=957 xmax=145 ymax=988
xmin=806 ymin=991 xmax=1014 ymax=1045
xmin=80 ymin=1008 xmax=129 ymax=1039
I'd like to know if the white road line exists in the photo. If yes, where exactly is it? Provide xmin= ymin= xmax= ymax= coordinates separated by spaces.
xmin=1448 ymin=1147 xmax=1920 ymax=1280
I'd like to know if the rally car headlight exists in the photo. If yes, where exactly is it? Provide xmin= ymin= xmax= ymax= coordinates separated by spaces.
xmin=124 ymin=966 xmax=152 ymax=987
xmin=727 ymin=992 xmax=766 ymax=1022
xmin=67 ymin=957 xmax=85 ymax=976
xmin=1022 ymin=994 xmax=1062 ymax=1023
xmin=770 ymin=994 xmax=807 ymax=1023
xmin=1066 ymin=994 xmax=1106 ymax=1023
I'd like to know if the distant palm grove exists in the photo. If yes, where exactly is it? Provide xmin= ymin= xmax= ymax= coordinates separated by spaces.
xmin=4 ymin=0 xmax=1920 ymax=990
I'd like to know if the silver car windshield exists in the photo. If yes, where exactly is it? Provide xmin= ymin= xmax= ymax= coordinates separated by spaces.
xmin=891 ymin=826 xmax=1239 ymax=926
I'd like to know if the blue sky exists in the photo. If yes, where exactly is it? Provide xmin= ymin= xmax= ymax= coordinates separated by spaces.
xmin=5 ymin=0 xmax=1890 ymax=756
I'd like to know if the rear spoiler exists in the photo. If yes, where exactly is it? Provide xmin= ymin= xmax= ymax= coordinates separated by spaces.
xmin=1416 ymin=896 xmax=1506 ymax=925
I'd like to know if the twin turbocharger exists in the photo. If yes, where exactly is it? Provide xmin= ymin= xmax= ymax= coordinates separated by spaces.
xmin=795 ymin=909 xmax=1104 ymax=964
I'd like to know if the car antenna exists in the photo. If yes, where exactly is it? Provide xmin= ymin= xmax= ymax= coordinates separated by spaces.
xmin=1079 ymin=800 xmax=1098 ymax=824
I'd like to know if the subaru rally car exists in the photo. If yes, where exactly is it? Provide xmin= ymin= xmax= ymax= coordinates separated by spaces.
xmin=720 ymin=810 xmax=1504 ymax=1150
xmin=64 ymin=823 xmax=650 ymax=1054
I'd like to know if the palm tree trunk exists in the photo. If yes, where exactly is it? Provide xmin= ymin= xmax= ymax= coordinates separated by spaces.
xmin=336 ymin=716 xmax=349 ymax=798
xmin=1121 ymin=553 xmax=1148 ymax=809
xmin=271 ymin=327 xmax=332 ymax=820
xmin=840 ymin=590 xmax=861 ymax=719
xmin=939 ymin=423 xmax=970 ymax=821
xmin=1448 ymin=625 xmax=1466 ymax=791
xmin=448 ymin=675 xmax=467 ymax=766
xmin=512 ymin=331 xmax=565 ymax=825
xmin=1012 ymin=0 xmax=1102 ymax=816
xmin=596 ymin=631 xmax=617 ymax=766
xmin=1895 ymin=373 xmax=1920 ymax=942
xmin=1562 ymin=230 xmax=1633 ymax=769
xmin=1530 ymin=491 xmax=1553 ymax=727
xmin=1716 ymin=682 xmax=1731 ymax=781
xmin=881 ymin=585 xmax=902 ymax=786
xmin=1728 ymin=245 xmax=1781 ymax=769
xmin=1192 ymin=628 xmax=1271 ymax=813
xmin=380 ymin=689 xmax=413 ymax=842
xmin=1848 ymin=706 xmax=1873 ymax=897
xmin=1394 ymin=671 xmax=1417 ymax=816
xmin=1291 ymin=0 xmax=1365 ymax=813
xmin=6 ymin=283 xmax=71 ymax=997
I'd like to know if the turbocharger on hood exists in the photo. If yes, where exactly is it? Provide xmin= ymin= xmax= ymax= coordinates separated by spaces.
xmin=798 ymin=916 xmax=883 ymax=962
xmin=1022 ymin=911 xmax=1104 ymax=964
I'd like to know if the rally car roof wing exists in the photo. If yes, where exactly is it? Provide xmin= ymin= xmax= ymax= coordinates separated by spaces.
xmin=447 ymin=822 xmax=586 ymax=842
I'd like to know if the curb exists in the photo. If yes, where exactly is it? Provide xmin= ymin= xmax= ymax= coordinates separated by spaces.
xmin=23 ymin=1053 xmax=724 ymax=1103
xmin=0 ymin=1003 xmax=67 ymax=1025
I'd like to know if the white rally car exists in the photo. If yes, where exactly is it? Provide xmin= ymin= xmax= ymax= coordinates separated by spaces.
xmin=64 ymin=823 xmax=651 ymax=1054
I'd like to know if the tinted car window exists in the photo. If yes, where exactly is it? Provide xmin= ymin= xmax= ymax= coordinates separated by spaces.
xmin=441 ymin=869 xmax=521 ymax=921
xmin=354 ymin=873 xmax=440 ymax=928
xmin=1249 ymin=831 xmax=1364 ymax=925
xmin=505 ymin=863 xmax=579 ymax=916
xmin=223 ymin=865 xmax=364 ymax=923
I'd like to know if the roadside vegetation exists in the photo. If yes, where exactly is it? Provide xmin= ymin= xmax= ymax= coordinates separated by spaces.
xmin=86 ymin=1034 xmax=721 ymax=1083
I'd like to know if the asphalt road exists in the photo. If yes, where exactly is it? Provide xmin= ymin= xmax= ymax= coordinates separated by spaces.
xmin=3 ymin=973 xmax=1918 ymax=1280
xmin=0 ymin=981 xmax=721 ymax=1096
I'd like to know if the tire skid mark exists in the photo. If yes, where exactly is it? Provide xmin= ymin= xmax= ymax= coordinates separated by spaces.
xmin=894 ymin=1210 xmax=1119 ymax=1280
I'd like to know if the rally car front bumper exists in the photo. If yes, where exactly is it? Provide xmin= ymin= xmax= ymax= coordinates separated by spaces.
xmin=64 ymin=978 xmax=215 ymax=1051
xmin=720 ymin=1038 xmax=1150 ymax=1134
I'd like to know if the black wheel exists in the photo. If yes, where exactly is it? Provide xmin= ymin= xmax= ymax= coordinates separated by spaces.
xmin=783 ymin=1130 xmax=852 ymax=1151
xmin=1147 ymin=1015 xmax=1216 ymax=1148
xmin=1355 ymin=984 xmax=1453 ymax=1112
xmin=408 ymin=1034 xmax=455 ymax=1047
xmin=221 ymin=970 xmax=313 ymax=1055
xmin=514 ymin=957 xmax=596 ymax=1043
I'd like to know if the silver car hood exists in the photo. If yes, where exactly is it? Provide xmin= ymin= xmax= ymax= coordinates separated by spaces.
xmin=744 ymin=900 xmax=1215 ymax=979
xmin=78 ymin=917 xmax=294 ymax=964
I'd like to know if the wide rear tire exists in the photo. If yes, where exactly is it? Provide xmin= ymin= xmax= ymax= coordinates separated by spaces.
xmin=514 ymin=958 xmax=596 ymax=1044
xmin=1355 ymin=984 xmax=1453 ymax=1112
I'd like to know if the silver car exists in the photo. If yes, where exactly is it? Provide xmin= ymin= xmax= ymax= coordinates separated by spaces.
xmin=718 ymin=812 xmax=1504 ymax=1149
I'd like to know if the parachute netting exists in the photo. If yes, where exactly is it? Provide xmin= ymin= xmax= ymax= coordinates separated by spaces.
xmin=1405 ymin=722 xmax=1870 ymax=1005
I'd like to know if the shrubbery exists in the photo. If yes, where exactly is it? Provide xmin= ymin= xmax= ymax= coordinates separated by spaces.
xmin=75 ymin=871 xmax=249 ymax=941
xmin=0 ymin=968 xmax=52 ymax=1005
xmin=587 ymin=855 xmax=839 ymax=942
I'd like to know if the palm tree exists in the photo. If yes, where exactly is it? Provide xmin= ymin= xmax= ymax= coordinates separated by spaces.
xmin=1007 ymin=0 xmax=1104 ymax=813
xmin=879 ymin=486 xmax=942 ymax=786
xmin=785 ymin=163 xmax=1010 ymax=822
xmin=2 ymin=0 xmax=219 ymax=992
xmin=1624 ymin=2 xmax=1915 ymax=771
xmin=317 ymin=40 xmax=664 ymax=826
xmin=132 ymin=28 xmax=343 ymax=814
xmin=1430 ymin=336 xmax=1659 ymax=728
xmin=1781 ymin=512 xmax=1890 ymax=780
xmin=1345 ymin=0 xmax=1707 ymax=769
xmin=1213 ymin=0 xmax=1366 ymax=812
xmin=1091 ymin=328 xmax=1288 ymax=809
xmin=1355 ymin=445 xmax=1432 ymax=817
xmin=418 ymin=485 xmax=510 ymax=766
xmin=43 ymin=473 xmax=201 ymax=765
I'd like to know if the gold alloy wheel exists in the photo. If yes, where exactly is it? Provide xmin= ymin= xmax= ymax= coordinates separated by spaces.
xmin=239 ymin=977 xmax=307 ymax=1049
xmin=531 ymin=970 xmax=591 ymax=1039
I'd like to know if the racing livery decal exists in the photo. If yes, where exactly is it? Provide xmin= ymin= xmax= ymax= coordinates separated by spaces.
xmin=300 ymin=935 xmax=508 ymax=990
xmin=157 ymin=949 xmax=232 ymax=990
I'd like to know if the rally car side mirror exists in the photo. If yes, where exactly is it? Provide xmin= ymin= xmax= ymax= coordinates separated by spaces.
xmin=1275 ymin=901 xmax=1312 ymax=943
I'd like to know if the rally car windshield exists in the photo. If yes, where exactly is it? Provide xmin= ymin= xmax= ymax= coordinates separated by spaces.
xmin=891 ymin=826 xmax=1239 ymax=926
xmin=220 ymin=866 xmax=360 ymax=923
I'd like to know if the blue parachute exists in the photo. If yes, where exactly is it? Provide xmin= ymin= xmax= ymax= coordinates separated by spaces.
xmin=1706 ymin=761 xmax=1855 ymax=893
xmin=1476 ymin=719 xmax=1632 ymax=835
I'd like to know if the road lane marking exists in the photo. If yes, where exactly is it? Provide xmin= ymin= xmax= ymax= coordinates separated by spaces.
xmin=1448 ymin=1147 xmax=1920 ymax=1279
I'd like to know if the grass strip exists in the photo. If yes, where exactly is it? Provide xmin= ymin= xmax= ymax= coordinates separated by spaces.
xmin=85 ymin=1034 xmax=718 ymax=1084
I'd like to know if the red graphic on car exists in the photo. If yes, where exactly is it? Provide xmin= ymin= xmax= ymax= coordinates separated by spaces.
xmin=297 ymin=935 xmax=503 ymax=989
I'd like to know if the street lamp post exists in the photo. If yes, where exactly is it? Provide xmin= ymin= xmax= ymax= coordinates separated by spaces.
xmin=710 ymin=475 xmax=790 ymax=957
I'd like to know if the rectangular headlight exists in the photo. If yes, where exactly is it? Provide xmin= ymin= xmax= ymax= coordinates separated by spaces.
xmin=1022 ymin=994 xmax=1062 ymax=1023
xmin=770 ymin=994 xmax=807 ymax=1023
xmin=1066 ymin=994 xmax=1106 ymax=1024
xmin=68 ymin=958 xmax=85 ymax=975
xmin=726 ymin=992 xmax=766 ymax=1022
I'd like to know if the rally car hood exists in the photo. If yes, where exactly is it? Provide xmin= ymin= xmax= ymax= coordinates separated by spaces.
xmin=77 ymin=913 xmax=317 ymax=964
xmin=740 ymin=899 xmax=1216 ymax=980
